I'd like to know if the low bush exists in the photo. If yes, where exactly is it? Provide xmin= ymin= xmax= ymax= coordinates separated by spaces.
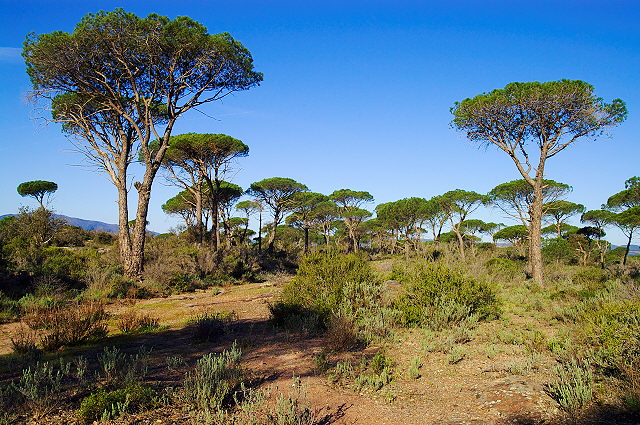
xmin=98 ymin=346 xmax=151 ymax=386
xmin=579 ymin=301 xmax=640 ymax=367
xmin=0 ymin=291 xmax=19 ymax=323
xmin=547 ymin=360 xmax=593 ymax=415
xmin=190 ymin=310 xmax=236 ymax=343
xmin=12 ymin=359 xmax=71 ymax=418
xmin=274 ymin=251 xmax=393 ymax=345
xmin=394 ymin=263 xmax=500 ymax=328
xmin=572 ymin=267 xmax=608 ymax=288
xmin=197 ymin=378 xmax=316 ymax=425
xmin=484 ymin=257 xmax=524 ymax=281
xmin=36 ymin=301 xmax=108 ymax=351
xmin=282 ymin=250 xmax=381 ymax=317
xmin=269 ymin=303 xmax=324 ymax=334
xmin=169 ymin=273 xmax=200 ymax=294
xmin=117 ymin=311 xmax=160 ymax=334
xmin=77 ymin=383 xmax=155 ymax=423
xmin=181 ymin=343 xmax=243 ymax=411
xmin=10 ymin=328 xmax=39 ymax=356
xmin=329 ymin=352 xmax=394 ymax=392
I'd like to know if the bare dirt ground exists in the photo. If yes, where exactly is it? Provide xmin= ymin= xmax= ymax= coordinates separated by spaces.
xmin=0 ymin=274 xmax=564 ymax=425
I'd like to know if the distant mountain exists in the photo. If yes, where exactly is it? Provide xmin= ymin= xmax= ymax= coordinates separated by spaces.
xmin=0 ymin=213 xmax=157 ymax=234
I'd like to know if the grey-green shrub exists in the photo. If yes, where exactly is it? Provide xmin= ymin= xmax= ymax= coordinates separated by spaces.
xmin=281 ymin=250 xmax=382 ymax=317
xmin=274 ymin=250 xmax=393 ymax=344
xmin=98 ymin=346 xmax=150 ymax=386
xmin=484 ymin=257 xmax=524 ymax=280
xmin=547 ymin=360 xmax=593 ymax=414
xmin=77 ymin=383 xmax=155 ymax=423
xmin=394 ymin=263 xmax=500 ymax=328
xmin=181 ymin=343 xmax=243 ymax=411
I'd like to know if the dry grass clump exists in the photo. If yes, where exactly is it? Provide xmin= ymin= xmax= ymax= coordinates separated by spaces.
xmin=117 ymin=311 xmax=160 ymax=333
xmin=23 ymin=301 xmax=108 ymax=351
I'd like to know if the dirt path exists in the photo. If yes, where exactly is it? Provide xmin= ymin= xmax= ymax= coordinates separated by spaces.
xmin=0 ymin=275 xmax=561 ymax=424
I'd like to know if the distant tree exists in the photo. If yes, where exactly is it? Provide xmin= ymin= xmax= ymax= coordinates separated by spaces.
xmin=488 ymin=179 xmax=571 ymax=228
xmin=159 ymin=133 xmax=249 ymax=246
xmin=460 ymin=219 xmax=501 ymax=239
xmin=213 ymin=182 xmax=244 ymax=249
xmin=543 ymin=201 xmax=585 ymax=239
xmin=236 ymin=200 xmax=261 ymax=246
xmin=452 ymin=80 xmax=627 ymax=282
xmin=247 ymin=178 xmax=308 ymax=251
xmin=17 ymin=180 xmax=58 ymax=209
xmin=330 ymin=189 xmax=374 ymax=252
xmin=162 ymin=191 xmax=196 ymax=229
xmin=375 ymin=198 xmax=430 ymax=253
xmin=442 ymin=189 xmax=488 ymax=259
xmin=569 ymin=226 xmax=606 ymax=266
xmin=541 ymin=223 xmax=578 ymax=238
xmin=606 ymin=177 xmax=640 ymax=265
xmin=24 ymin=9 xmax=262 ymax=278
xmin=493 ymin=225 xmax=529 ymax=256
xmin=581 ymin=209 xmax=614 ymax=267
xmin=309 ymin=201 xmax=340 ymax=248
xmin=423 ymin=195 xmax=452 ymax=242
xmin=286 ymin=192 xmax=328 ymax=253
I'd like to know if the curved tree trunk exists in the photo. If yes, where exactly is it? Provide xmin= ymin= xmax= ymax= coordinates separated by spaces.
xmin=267 ymin=210 xmax=279 ymax=252
xmin=623 ymin=230 xmax=634 ymax=266
xmin=194 ymin=182 xmax=204 ymax=245
xmin=528 ymin=176 xmax=545 ymax=283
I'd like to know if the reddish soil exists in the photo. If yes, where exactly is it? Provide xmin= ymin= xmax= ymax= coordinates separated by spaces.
xmin=1 ymin=276 xmax=562 ymax=424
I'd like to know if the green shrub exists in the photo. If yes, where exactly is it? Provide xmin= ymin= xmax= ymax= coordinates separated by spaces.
xmin=169 ymin=273 xmax=199 ymax=293
xmin=274 ymin=251 xmax=392 ymax=344
xmin=0 ymin=291 xmax=19 ymax=323
xmin=282 ymin=250 xmax=380 ymax=317
xmin=40 ymin=247 xmax=87 ymax=281
xmin=542 ymin=238 xmax=576 ymax=264
xmin=394 ymin=263 xmax=500 ymax=328
xmin=98 ymin=346 xmax=150 ymax=386
xmin=190 ymin=310 xmax=236 ymax=343
xmin=580 ymin=301 xmax=640 ymax=366
xmin=181 ymin=343 xmax=243 ymax=411
xmin=269 ymin=302 xmax=324 ymax=333
xmin=12 ymin=359 xmax=72 ymax=417
xmin=572 ymin=267 xmax=608 ymax=287
xmin=484 ymin=257 xmax=524 ymax=280
xmin=408 ymin=356 xmax=422 ymax=379
xmin=547 ymin=360 xmax=593 ymax=415
xmin=77 ymin=383 xmax=155 ymax=423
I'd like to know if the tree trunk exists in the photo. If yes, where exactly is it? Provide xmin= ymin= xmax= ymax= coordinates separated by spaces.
xmin=323 ymin=225 xmax=329 ymax=247
xmin=304 ymin=227 xmax=309 ymax=253
xmin=528 ymin=179 xmax=545 ymax=283
xmin=623 ymin=230 xmax=633 ymax=266
xmin=258 ymin=212 xmax=262 ymax=252
xmin=348 ymin=223 xmax=358 ymax=253
xmin=117 ymin=178 xmax=134 ymax=277
xmin=267 ymin=210 xmax=279 ymax=252
xmin=195 ymin=187 xmax=204 ymax=245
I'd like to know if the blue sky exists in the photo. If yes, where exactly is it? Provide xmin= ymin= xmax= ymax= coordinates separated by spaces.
xmin=1 ymin=1 xmax=638 ymax=244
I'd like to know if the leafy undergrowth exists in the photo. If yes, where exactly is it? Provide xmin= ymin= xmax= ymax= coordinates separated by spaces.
xmin=1 ymin=256 xmax=639 ymax=424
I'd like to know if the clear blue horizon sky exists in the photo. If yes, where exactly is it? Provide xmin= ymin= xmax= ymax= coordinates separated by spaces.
xmin=1 ymin=1 xmax=638 ymax=244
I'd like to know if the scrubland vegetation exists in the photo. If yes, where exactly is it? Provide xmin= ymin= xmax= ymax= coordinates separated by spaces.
xmin=1 ymin=202 xmax=639 ymax=424
xmin=1 ymin=7 xmax=638 ymax=425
